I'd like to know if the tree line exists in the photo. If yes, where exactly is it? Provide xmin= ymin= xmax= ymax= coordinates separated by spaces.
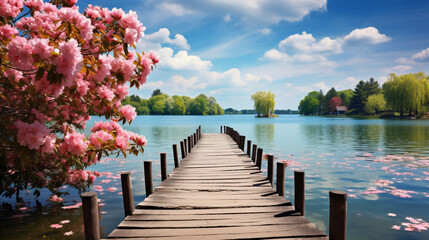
xmin=224 ymin=109 xmax=298 ymax=114
xmin=122 ymin=90 xmax=224 ymax=115
xmin=298 ymin=72 xmax=429 ymax=117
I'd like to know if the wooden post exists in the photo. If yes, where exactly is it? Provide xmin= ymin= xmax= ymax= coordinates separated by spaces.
xmin=81 ymin=192 xmax=100 ymax=240
xmin=184 ymin=138 xmax=188 ymax=154
xmin=160 ymin=152 xmax=167 ymax=181
xmin=329 ymin=190 xmax=347 ymax=240
xmin=144 ymin=161 xmax=153 ymax=197
xmin=294 ymin=170 xmax=305 ymax=216
xmin=267 ymin=154 xmax=274 ymax=186
xmin=193 ymin=133 xmax=196 ymax=145
xmin=120 ymin=172 xmax=134 ymax=216
xmin=251 ymin=144 xmax=257 ymax=163
xmin=196 ymin=129 xmax=199 ymax=141
xmin=223 ymin=126 xmax=226 ymax=134
xmin=187 ymin=136 xmax=191 ymax=153
xmin=190 ymin=135 xmax=194 ymax=150
xmin=276 ymin=162 xmax=286 ymax=197
xmin=247 ymin=140 xmax=251 ymax=157
xmin=240 ymin=136 xmax=245 ymax=151
xmin=220 ymin=125 xmax=222 ymax=133
xmin=256 ymin=148 xmax=263 ymax=169
xmin=173 ymin=144 xmax=179 ymax=168
xmin=199 ymin=125 xmax=201 ymax=138
xmin=180 ymin=141 xmax=186 ymax=159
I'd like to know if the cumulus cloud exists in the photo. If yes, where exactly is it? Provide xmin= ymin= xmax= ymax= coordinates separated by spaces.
xmin=344 ymin=27 xmax=391 ymax=44
xmin=157 ymin=47 xmax=212 ymax=71
xmin=412 ymin=47 xmax=429 ymax=61
xmin=150 ymin=0 xmax=327 ymax=25
xmin=139 ymin=28 xmax=190 ymax=50
xmin=258 ymin=28 xmax=272 ymax=35
xmin=169 ymin=75 xmax=207 ymax=91
xmin=279 ymin=31 xmax=342 ymax=54
xmin=313 ymin=81 xmax=330 ymax=91
xmin=261 ymin=49 xmax=289 ymax=61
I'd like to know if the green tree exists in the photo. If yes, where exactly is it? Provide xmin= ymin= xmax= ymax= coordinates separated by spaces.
xmin=151 ymin=100 xmax=165 ymax=114
xmin=151 ymin=89 xmax=163 ymax=97
xmin=317 ymin=90 xmax=325 ymax=115
xmin=251 ymin=91 xmax=276 ymax=117
xmin=137 ymin=106 xmax=150 ymax=115
xmin=338 ymin=89 xmax=354 ymax=107
xmin=324 ymin=88 xmax=337 ymax=113
xmin=365 ymin=94 xmax=387 ymax=114
xmin=172 ymin=96 xmax=186 ymax=115
xmin=148 ymin=94 xmax=168 ymax=113
xmin=164 ymin=97 xmax=174 ymax=115
xmin=350 ymin=78 xmax=382 ymax=114
xmin=298 ymin=91 xmax=320 ymax=115
xmin=383 ymin=72 xmax=428 ymax=116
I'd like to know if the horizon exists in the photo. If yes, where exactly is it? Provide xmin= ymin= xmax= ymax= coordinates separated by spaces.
xmin=78 ymin=0 xmax=429 ymax=110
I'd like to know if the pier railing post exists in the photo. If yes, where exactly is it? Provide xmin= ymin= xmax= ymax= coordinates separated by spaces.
xmin=276 ymin=162 xmax=286 ymax=197
xmin=256 ymin=148 xmax=263 ymax=169
xmin=173 ymin=144 xmax=179 ymax=168
xmin=294 ymin=170 xmax=305 ymax=216
xmin=267 ymin=154 xmax=274 ymax=186
xmin=247 ymin=140 xmax=251 ymax=157
xmin=81 ymin=192 xmax=100 ymax=240
xmin=144 ymin=161 xmax=153 ymax=197
xmin=180 ymin=141 xmax=186 ymax=159
xmin=329 ymin=190 xmax=347 ymax=240
xmin=251 ymin=144 xmax=257 ymax=163
xmin=223 ymin=126 xmax=226 ymax=134
xmin=220 ymin=125 xmax=222 ymax=133
xmin=193 ymin=133 xmax=197 ymax=145
xmin=188 ymin=136 xmax=191 ymax=153
xmin=240 ymin=136 xmax=245 ymax=151
xmin=160 ymin=152 xmax=167 ymax=181
xmin=120 ymin=172 xmax=134 ymax=216
xmin=184 ymin=138 xmax=188 ymax=154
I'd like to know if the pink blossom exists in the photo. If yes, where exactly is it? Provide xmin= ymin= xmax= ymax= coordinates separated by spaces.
xmin=7 ymin=36 xmax=34 ymax=70
xmin=61 ymin=202 xmax=82 ymax=210
xmin=0 ymin=0 xmax=23 ymax=18
xmin=60 ymin=220 xmax=70 ymax=224
xmin=30 ymin=38 xmax=53 ymax=59
xmin=15 ymin=120 xmax=50 ymax=150
xmin=92 ymin=185 xmax=104 ymax=192
xmin=62 ymin=132 xmax=88 ymax=155
xmin=90 ymin=130 xmax=113 ymax=149
xmin=390 ymin=189 xmax=417 ymax=198
xmin=375 ymin=179 xmax=393 ymax=188
xmin=64 ymin=231 xmax=74 ymax=236
xmin=107 ymin=187 xmax=117 ymax=192
xmin=50 ymin=224 xmax=62 ymax=229
xmin=362 ymin=187 xmax=386 ymax=195
xmin=115 ymin=136 xmax=129 ymax=150
xmin=132 ymin=135 xmax=147 ymax=146
xmin=0 ymin=25 xmax=19 ymax=40
xmin=115 ymin=84 xmax=129 ymax=100
xmin=4 ymin=69 xmax=23 ymax=82
xmin=24 ymin=0 xmax=43 ymax=11
xmin=119 ymin=10 xmax=145 ymax=38
xmin=124 ymin=28 xmax=138 ymax=45
xmin=388 ymin=213 xmax=396 ymax=217
xmin=49 ymin=195 xmax=64 ymax=202
xmin=119 ymin=105 xmax=137 ymax=121
xmin=148 ymin=51 xmax=160 ymax=64
xmin=54 ymin=39 xmax=82 ymax=86
xmin=97 ymin=85 xmax=115 ymax=101
xmin=391 ymin=225 xmax=401 ymax=230
xmin=41 ymin=134 xmax=56 ymax=154
xmin=94 ymin=55 xmax=113 ymax=81
xmin=109 ymin=7 xmax=124 ymax=19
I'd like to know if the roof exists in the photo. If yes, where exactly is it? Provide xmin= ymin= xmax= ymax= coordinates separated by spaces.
xmin=336 ymin=106 xmax=347 ymax=111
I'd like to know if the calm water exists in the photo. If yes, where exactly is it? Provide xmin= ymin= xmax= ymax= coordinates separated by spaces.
xmin=1 ymin=115 xmax=429 ymax=239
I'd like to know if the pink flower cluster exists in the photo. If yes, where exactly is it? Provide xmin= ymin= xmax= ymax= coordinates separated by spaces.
xmin=0 ymin=0 xmax=23 ymax=18
xmin=401 ymin=217 xmax=429 ymax=232
xmin=60 ymin=131 xmax=88 ymax=156
xmin=15 ymin=120 xmax=52 ymax=150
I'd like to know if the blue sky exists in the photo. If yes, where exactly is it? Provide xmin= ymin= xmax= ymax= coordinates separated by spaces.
xmin=79 ymin=0 xmax=429 ymax=110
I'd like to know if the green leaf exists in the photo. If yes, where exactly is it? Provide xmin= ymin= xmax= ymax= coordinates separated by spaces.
xmin=35 ymin=68 xmax=45 ymax=80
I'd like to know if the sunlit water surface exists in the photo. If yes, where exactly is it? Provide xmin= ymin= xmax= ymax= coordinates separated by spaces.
xmin=1 ymin=115 xmax=429 ymax=239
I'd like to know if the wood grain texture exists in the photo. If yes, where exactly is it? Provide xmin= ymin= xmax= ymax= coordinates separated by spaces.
xmin=107 ymin=133 xmax=327 ymax=239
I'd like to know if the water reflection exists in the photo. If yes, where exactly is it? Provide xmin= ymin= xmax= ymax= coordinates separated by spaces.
xmin=254 ymin=124 xmax=275 ymax=144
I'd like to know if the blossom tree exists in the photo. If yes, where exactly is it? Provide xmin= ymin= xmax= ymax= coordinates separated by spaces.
xmin=0 ymin=0 xmax=159 ymax=199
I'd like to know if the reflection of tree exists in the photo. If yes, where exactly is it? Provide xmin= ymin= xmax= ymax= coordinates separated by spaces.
xmin=383 ymin=123 xmax=429 ymax=154
xmin=254 ymin=124 xmax=275 ymax=144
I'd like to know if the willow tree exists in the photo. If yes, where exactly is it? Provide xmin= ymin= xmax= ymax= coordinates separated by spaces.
xmin=383 ymin=72 xmax=428 ymax=116
xmin=251 ymin=91 xmax=276 ymax=117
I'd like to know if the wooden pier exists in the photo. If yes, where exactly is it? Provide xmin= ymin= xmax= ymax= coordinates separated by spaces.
xmin=105 ymin=131 xmax=329 ymax=239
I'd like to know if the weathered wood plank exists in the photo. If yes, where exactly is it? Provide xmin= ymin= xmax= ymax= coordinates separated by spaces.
xmin=107 ymin=133 xmax=326 ymax=240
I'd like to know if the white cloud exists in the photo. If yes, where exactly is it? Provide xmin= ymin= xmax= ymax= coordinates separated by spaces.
xmin=279 ymin=31 xmax=342 ymax=54
xmin=144 ymin=81 xmax=166 ymax=90
xmin=395 ymin=57 xmax=415 ymax=65
xmin=156 ymin=3 xmax=193 ymax=17
xmin=169 ymin=75 xmax=207 ymax=91
xmin=313 ymin=81 xmax=330 ymax=91
xmin=412 ymin=47 xmax=429 ymax=61
xmin=258 ymin=28 xmax=272 ymax=35
xmin=151 ymin=0 xmax=327 ymax=25
xmin=390 ymin=65 xmax=412 ymax=73
xmin=344 ymin=27 xmax=391 ymax=44
xmin=224 ymin=14 xmax=231 ymax=22
xmin=157 ymin=47 xmax=212 ymax=71
xmin=261 ymin=49 xmax=288 ymax=61
xmin=139 ymin=28 xmax=190 ymax=51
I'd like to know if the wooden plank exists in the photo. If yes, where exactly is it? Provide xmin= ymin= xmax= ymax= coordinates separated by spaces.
xmin=107 ymin=133 xmax=326 ymax=239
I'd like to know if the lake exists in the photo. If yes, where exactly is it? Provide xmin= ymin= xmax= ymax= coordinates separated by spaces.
xmin=1 ymin=115 xmax=428 ymax=239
